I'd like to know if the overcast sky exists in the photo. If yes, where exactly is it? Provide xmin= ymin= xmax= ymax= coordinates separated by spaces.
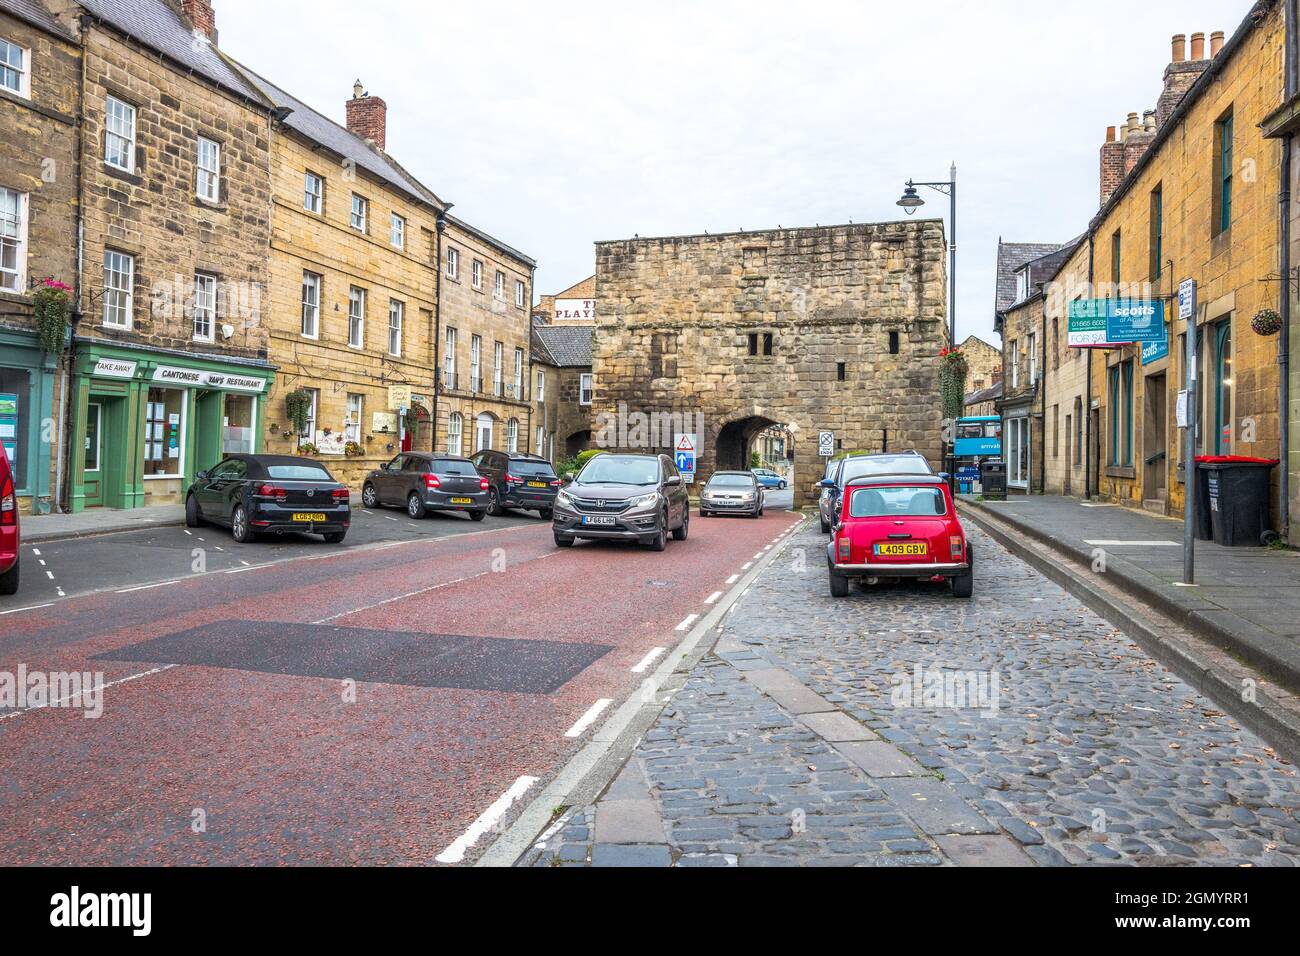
xmin=219 ymin=0 xmax=1247 ymax=344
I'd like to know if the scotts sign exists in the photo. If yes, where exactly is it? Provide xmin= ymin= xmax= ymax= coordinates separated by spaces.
xmin=1067 ymin=298 xmax=1167 ymax=347
xmin=150 ymin=365 xmax=266 ymax=392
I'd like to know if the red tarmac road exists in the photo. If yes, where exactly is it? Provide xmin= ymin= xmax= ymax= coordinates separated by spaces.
xmin=0 ymin=507 xmax=802 ymax=865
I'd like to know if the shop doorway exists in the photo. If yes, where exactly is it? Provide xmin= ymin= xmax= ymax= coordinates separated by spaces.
xmin=83 ymin=402 xmax=104 ymax=508
xmin=1143 ymin=372 xmax=1167 ymax=508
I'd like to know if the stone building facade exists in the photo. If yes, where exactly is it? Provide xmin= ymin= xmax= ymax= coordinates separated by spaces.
xmin=531 ymin=320 xmax=592 ymax=464
xmin=241 ymin=70 xmax=445 ymax=489
xmin=534 ymin=274 xmax=595 ymax=325
xmin=1042 ymin=240 xmax=1093 ymax=498
xmin=594 ymin=220 xmax=948 ymax=507
xmin=436 ymin=216 xmax=535 ymax=461
xmin=67 ymin=0 xmax=277 ymax=512
xmin=0 ymin=0 xmax=79 ymax=513
xmin=959 ymin=334 xmax=1001 ymax=396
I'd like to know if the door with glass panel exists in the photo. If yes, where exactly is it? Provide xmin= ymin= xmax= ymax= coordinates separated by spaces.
xmin=83 ymin=402 xmax=104 ymax=507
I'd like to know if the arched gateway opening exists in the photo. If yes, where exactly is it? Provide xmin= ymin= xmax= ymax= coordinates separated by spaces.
xmin=709 ymin=414 xmax=794 ymax=492
xmin=716 ymin=415 xmax=780 ymax=471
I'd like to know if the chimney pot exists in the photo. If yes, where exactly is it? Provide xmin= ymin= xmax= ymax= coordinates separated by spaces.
xmin=1143 ymin=109 xmax=1157 ymax=131
xmin=1210 ymin=30 xmax=1225 ymax=57
xmin=353 ymin=79 xmax=364 ymax=99
xmin=1171 ymin=33 xmax=1186 ymax=62
xmin=1190 ymin=31 xmax=1206 ymax=60
xmin=1106 ymin=125 xmax=1117 ymax=144
xmin=345 ymin=81 xmax=387 ymax=150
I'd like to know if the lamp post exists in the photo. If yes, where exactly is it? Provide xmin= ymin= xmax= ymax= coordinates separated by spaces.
xmin=898 ymin=163 xmax=957 ymax=347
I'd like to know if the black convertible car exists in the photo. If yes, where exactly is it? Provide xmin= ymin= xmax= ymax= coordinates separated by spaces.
xmin=185 ymin=454 xmax=351 ymax=544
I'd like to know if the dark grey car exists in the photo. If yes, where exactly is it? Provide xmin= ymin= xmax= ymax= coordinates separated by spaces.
xmin=699 ymin=470 xmax=763 ymax=518
xmin=361 ymin=453 xmax=488 ymax=520
xmin=818 ymin=451 xmax=934 ymax=532
xmin=552 ymin=453 xmax=690 ymax=551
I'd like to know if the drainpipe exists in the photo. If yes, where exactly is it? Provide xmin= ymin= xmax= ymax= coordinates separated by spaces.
xmin=1039 ymin=306 xmax=1047 ymax=494
xmin=1085 ymin=235 xmax=1095 ymax=499
xmin=1280 ymin=0 xmax=1297 ymax=541
xmin=432 ymin=214 xmax=447 ymax=453
xmin=524 ymin=263 xmax=536 ymax=457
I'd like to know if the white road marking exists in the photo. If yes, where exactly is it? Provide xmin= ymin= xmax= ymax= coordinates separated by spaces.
xmin=675 ymin=614 xmax=699 ymax=631
xmin=385 ymin=515 xmax=399 ymax=521
xmin=1082 ymin=539 xmax=1180 ymax=547
xmin=742 ymin=562 xmax=752 ymax=571
xmin=30 ymin=548 xmax=39 ymax=556
xmin=0 ymin=664 xmax=177 ymax=722
xmin=0 ymin=602 xmax=54 ymax=616
xmin=44 ymin=570 xmax=53 ymax=579
xmin=56 ymin=588 xmax=65 ymax=597
xmin=38 ymin=559 xmax=45 ymax=566
xmin=435 ymin=774 xmax=539 ymax=865
xmin=704 ymin=590 xmax=723 ymax=604
xmin=631 ymin=646 xmax=667 ymax=673
xmin=115 ymin=580 xmax=177 ymax=593
xmin=224 ymin=565 xmax=260 ymax=574
xmin=725 ymin=574 xmax=739 ymax=585
xmin=563 ymin=698 xmax=613 ymax=738
xmin=183 ymin=531 xmax=192 ymax=536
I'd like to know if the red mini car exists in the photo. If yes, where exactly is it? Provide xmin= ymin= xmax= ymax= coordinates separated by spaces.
xmin=0 ymin=449 xmax=19 ymax=595
xmin=826 ymin=474 xmax=972 ymax=598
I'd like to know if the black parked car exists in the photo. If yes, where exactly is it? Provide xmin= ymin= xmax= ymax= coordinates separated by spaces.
xmin=361 ymin=453 xmax=488 ymax=520
xmin=471 ymin=450 xmax=561 ymax=518
xmin=186 ymin=454 xmax=350 ymax=544
xmin=552 ymin=453 xmax=689 ymax=551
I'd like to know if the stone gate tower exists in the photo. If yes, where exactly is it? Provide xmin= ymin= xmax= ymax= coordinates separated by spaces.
xmin=592 ymin=219 xmax=948 ymax=507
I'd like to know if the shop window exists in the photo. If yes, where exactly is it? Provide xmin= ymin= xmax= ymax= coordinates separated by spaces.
xmin=222 ymin=393 xmax=255 ymax=455
xmin=1213 ymin=319 xmax=1232 ymax=453
xmin=143 ymin=388 xmax=185 ymax=477
xmin=1108 ymin=360 xmax=1134 ymax=467
xmin=0 ymin=368 xmax=31 ymax=489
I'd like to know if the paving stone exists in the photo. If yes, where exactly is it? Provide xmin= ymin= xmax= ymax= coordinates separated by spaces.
xmin=744 ymin=668 xmax=838 ymax=715
xmin=934 ymin=834 xmax=1035 ymax=866
xmin=876 ymin=779 xmax=998 ymax=836
xmin=834 ymin=741 xmax=926 ymax=778
xmin=590 ymin=844 xmax=672 ymax=867
xmin=798 ymin=711 xmax=878 ymax=742
xmin=594 ymin=800 xmax=667 ymax=845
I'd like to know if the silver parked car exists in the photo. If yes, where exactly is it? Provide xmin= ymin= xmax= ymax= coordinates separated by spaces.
xmin=699 ymin=470 xmax=763 ymax=518
xmin=361 ymin=453 xmax=489 ymax=520
xmin=818 ymin=451 xmax=934 ymax=533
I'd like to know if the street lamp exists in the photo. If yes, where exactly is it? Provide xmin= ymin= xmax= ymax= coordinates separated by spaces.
xmin=897 ymin=163 xmax=957 ymax=347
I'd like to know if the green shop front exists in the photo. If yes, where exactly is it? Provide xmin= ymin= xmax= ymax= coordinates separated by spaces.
xmin=0 ymin=325 xmax=59 ymax=514
xmin=69 ymin=342 xmax=276 ymax=512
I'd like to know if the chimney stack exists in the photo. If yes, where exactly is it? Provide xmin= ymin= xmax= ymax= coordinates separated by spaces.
xmin=1100 ymin=125 xmax=1125 ymax=206
xmin=345 ymin=80 xmax=388 ymax=150
xmin=1157 ymin=31 xmax=1215 ymax=126
xmin=179 ymin=0 xmax=216 ymax=41
xmin=1210 ymin=30 xmax=1225 ymax=57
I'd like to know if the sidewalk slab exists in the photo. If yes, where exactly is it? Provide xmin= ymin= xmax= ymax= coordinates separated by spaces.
xmin=962 ymin=495 xmax=1300 ymax=694
xmin=21 ymin=505 xmax=185 ymax=543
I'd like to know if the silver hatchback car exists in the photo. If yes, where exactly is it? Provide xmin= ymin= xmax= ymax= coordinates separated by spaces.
xmin=818 ymin=451 xmax=934 ymax=532
xmin=699 ymin=470 xmax=763 ymax=518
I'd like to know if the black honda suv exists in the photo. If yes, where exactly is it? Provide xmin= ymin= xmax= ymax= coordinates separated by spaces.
xmin=471 ymin=450 xmax=561 ymax=519
xmin=552 ymin=453 xmax=690 ymax=551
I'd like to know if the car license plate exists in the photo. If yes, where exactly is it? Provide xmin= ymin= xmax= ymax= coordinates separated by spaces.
xmin=874 ymin=542 xmax=927 ymax=557
xmin=292 ymin=512 xmax=327 ymax=523
xmin=582 ymin=515 xmax=616 ymax=526
xmin=527 ymin=481 xmax=548 ymax=488
xmin=450 ymin=497 xmax=473 ymax=505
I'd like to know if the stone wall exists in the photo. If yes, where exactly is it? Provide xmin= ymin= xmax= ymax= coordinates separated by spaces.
xmin=594 ymin=220 xmax=948 ymax=506
xmin=1042 ymin=241 xmax=1092 ymax=497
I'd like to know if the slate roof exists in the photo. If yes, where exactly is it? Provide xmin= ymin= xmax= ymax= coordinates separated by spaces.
xmin=233 ymin=65 xmax=447 ymax=212
xmin=1 ymin=0 xmax=76 ymax=39
xmin=532 ymin=324 xmax=593 ymax=367
xmin=995 ymin=240 xmax=1063 ymax=312
xmin=78 ymin=0 xmax=270 ymax=106
xmin=446 ymin=213 xmax=536 ymax=267
xmin=965 ymin=381 xmax=1003 ymax=406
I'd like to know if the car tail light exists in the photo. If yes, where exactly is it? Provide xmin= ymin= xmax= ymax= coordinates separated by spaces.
xmin=505 ymin=473 xmax=523 ymax=485
xmin=950 ymin=535 xmax=964 ymax=559
xmin=0 ymin=473 xmax=14 ymax=527
xmin=549 ymin=479 xmax=562 ymax=487
xmin=254 ymin=484 xmax=288 ymax=502
xmin=425 ymin=474 xmax=441 ymax=490
xmin=837 ymin=536 xmax=850 ymax=562
xmin=331 ymin=488 xmax=349 ymax=502
xmin=479 ymin=477 xmax=490 ymax=491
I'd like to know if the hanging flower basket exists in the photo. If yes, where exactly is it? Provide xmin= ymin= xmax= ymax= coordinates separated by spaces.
xmin=1252 ymin=308 xmax=1282 ymax=336
xmin=33 ymin=278 xmax=73 ymax=354
xmin=284 ymin=389 xmax=313 ymax=435
xmin=938 ymin=347 xmax=969 ymax=423
xmin=344 ymin=440 xmax=364 ymax=457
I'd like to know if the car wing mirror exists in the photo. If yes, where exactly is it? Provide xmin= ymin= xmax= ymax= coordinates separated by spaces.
xmin=819 ymin=478 xmax=836 ymax=488
xmin=563 ymin=472 xmax=575 ymax=483
xmin=196 ymin=470 xmax=209 ymax=481
xmin=664 ymin=474 xmax=682 ymax=487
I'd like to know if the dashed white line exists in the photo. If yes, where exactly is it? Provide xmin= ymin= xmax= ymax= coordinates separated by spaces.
xmin=115 ymin=580 xmax=177 ymax=593
xmin=704 ymin=590 xmax=723 ymax=604
xmin=0 ymin=602 xmax=54 ymax=616
xmin=0 ymin=664 xmax=177 ymax=722
xmin=224 ymin=565 xmax=260 ymax=574
xmin=675 ymin=613 xmax=699 ymax=632
xmin=742 ymin=562 xmax=752 ymax=571
xmin=44 ymin=570 xmax=53 ymax=579
xmin=631 ymin=646 xmax=666 ymax=673
xmin=725 ymin=574 xmax=739 ymax=585
xmin=30 ymin=548 xmax=40 ymax=556
xmin=435 ymin=775 xmax=539 ymax=865
xmin=564 ymin=698 xmax=613 ymax=738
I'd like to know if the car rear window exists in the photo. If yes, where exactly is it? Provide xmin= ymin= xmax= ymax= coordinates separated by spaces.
xmin=840 ymin=457 xmax=932 ymax=484
xmin=848 ymin=486 xmax=946 ymax=518
xmin=266 ymin=464 xmax=333 ymax=480
xmin=708 ymin=474 xmax=754 ymax=488
xmin=511 ymin=460 xmax=557 ymax=477
xmin=431 ymin=459 xmax=478 ymax=476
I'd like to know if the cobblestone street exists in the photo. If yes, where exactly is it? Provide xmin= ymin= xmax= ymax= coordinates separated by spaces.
xmin=531 ymin=522 xmax=1300 ymax=867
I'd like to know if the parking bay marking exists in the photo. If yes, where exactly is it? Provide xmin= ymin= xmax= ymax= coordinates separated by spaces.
xmin=1082 ymin=539 xmax=1180 ymax=547
xmin=675 ymin=614 xmax=699 ymax=632
xmin=563 ymin=698 xmax=613 ymax=738
xmin=704 ymin=591 xmax=723 ymax=604
xmin=631 ymin=647 xmax=666 ymax=673
xmin=435 ymin=774 xmax=539 ymax=865
xmin=0 ymin=663 xmax=177 ymax=722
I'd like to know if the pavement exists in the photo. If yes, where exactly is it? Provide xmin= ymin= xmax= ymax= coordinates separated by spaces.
xmin=959 ymin=495 xmax=1300 ymax=695
xmin=20 ymin=504 xmax=186 ymax=543
xmin=525 ymin=521 xmax=1300 ymax=867
xmin=0 ymin=490 xmax=799 ymax=865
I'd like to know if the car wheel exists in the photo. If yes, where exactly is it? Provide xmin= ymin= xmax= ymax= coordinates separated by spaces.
xmin=486 ymin=488 xmax=502 ymax=517
xmin=185 ymin=493 xmax=203 ymax=528
xmin=554 ymin=532 xmax=574 ymax=548
xmin=538 ymin=508 xmax=553 ymax=521
xmin=407 ymin=493 xmax=427 ymax=519
xmin=322 ymin=530 xmax=347 ymax=544
xmin=951 ymin=544 xmax=974 ymax=599
xmin=647 ymin=517 xmax=667 ymax=551
xmin=819 ymin=517 xmax=830 ymax=534
xmin=672 ymin=507 xmax=689 ymax=540
xmin=469 ymin=510 xmax=486 ymax=522
xmin=700 ymin=509 xmax=710 ymax=517
xmin=0 ymin=558 xmax=18 ymax=596
xmin=829 ymin=573 xmax=850 ymax=597
xmin=231 ymin=505 xmax=255 ymax=543
xmin=361 ymin=482 xmax=378 ymax=508
xmin=779 ymin=481 xmax=786 ymax=490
